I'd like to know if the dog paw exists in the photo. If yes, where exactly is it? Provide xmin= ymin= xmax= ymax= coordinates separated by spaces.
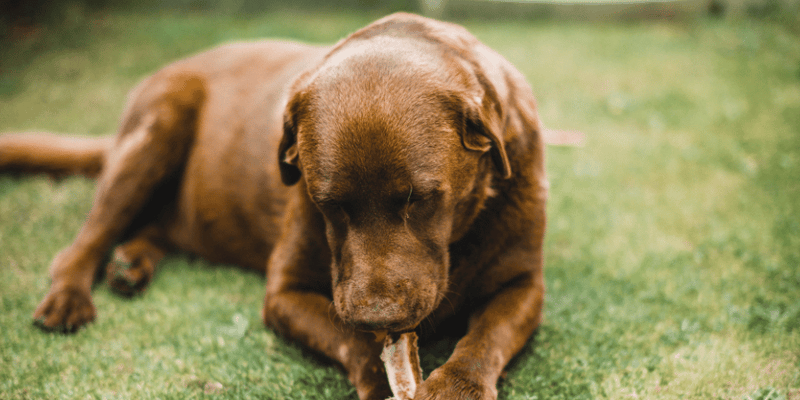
xmin=350 ymin=360 xmax=393 ymax=400
xmin=107 ymin=249 xmax=153 ymax=296
xmin=414 ymin=363 xmax=497 ymax=400
xmin=32 ymin=287 xmax=96 ymax=333
xmin=356 ymin=382 xmax=394 ymax=400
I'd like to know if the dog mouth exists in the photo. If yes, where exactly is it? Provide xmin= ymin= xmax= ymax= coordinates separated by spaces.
xmin=335 ymin=295 xmax=427 ymax=333
xmin=333 ymin=279 xmax=436 ymax=333
xmin=347 ymin=315 xmax=422 ymax=334
xmin=370 ymin=326 xmax=419 ymax=343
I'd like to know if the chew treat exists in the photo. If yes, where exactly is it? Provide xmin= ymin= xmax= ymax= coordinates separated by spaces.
xmin=381 ymin=332 xmax=423 ymax=400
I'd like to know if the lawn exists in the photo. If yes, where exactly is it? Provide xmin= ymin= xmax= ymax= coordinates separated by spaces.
xmin=1 ymin=8 xmax=799 ymax=400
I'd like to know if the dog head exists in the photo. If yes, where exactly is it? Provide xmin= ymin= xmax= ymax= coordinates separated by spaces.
xmin=278 ymin=15 xmax=513 ymax=332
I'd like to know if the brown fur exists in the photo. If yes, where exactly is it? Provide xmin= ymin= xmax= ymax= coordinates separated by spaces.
xmin=1 ymin=14 xmax=551 ymax=400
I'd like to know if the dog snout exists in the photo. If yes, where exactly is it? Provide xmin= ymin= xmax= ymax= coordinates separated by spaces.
xmin=353 ymin=296 xmax=409 ymax=331
xmin=335 ymin=278 xmax=426 ymax=332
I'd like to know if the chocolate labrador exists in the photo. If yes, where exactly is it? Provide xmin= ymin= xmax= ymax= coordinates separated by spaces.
xmin=1 ymin=13 xmax=557 ymax=400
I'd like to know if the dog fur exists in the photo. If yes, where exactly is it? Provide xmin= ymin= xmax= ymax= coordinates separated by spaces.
xmin=1 ymin=13 xmax=554 ymax=400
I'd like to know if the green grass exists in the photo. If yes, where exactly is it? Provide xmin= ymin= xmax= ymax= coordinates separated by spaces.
xmin=1 ymin=10 xmax=799 ymax=400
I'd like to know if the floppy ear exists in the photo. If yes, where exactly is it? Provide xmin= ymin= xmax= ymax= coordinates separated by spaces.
xmin=461 ymin=92 xmax=512 ymax=179
xmin=278 ymin=93 xmax=304 ymax=186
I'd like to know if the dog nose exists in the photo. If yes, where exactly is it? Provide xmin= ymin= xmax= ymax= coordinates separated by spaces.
xmin=344 ymin=294 xmax=417 ymax=331
xmin=357 ymin=297 xmax=406 ymax=329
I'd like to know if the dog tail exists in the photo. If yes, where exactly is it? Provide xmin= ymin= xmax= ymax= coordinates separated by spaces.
xmin=0 ymin=132 xmax=113 ymax=179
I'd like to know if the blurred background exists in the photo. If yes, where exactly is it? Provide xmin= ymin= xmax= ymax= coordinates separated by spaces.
xmin=2 ymin=0 xmax=800 ymax=28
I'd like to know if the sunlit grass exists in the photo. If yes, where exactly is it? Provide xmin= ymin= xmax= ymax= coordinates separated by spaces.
xmin=1 ymin=10 xmax=799 ymax=400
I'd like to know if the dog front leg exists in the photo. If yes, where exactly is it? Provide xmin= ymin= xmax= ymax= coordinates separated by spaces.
xmin=264 ymin=291 xmax=391 ymax=399
xmin=262 ymin=194 xmax=392 ymax=400
xmin=416 ymin=254 xmax=545 ymax=400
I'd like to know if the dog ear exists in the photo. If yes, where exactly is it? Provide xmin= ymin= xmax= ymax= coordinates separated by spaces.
xmin=461 ymin=93 xmax=512 ymax=179
xmin=278 ymin=92 xmax=305 ymax=186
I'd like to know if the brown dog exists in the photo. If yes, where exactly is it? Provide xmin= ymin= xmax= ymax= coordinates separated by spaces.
xmin=1 ymin=13 xmax=553 ymax=400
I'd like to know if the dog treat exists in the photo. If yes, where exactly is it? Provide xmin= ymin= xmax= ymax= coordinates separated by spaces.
xmin=381 ymin=332 xmax=423 ymax=400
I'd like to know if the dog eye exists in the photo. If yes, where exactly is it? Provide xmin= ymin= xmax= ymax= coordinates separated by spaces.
xmin=407 ymin=196 xmax=424 ymax=206
xmin=404 ymin=186 xmax=422 ymax=205
xmin=402 ymin=195 xmax=426 ymax=219
xmin=398 ymin=192 xmax=424 ymax=208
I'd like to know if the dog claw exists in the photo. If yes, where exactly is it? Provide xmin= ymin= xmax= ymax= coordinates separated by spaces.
xmin=107 ymin=254 xmax=152 ymax=296
xmin=32 ymin=287 xmax=96 ymax=333
xmin=33 ymin=316 xmax=47 ymax=329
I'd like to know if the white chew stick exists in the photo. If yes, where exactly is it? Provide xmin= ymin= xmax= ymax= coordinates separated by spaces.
xmin=381 ymin=332 xmax=423 ymax=400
